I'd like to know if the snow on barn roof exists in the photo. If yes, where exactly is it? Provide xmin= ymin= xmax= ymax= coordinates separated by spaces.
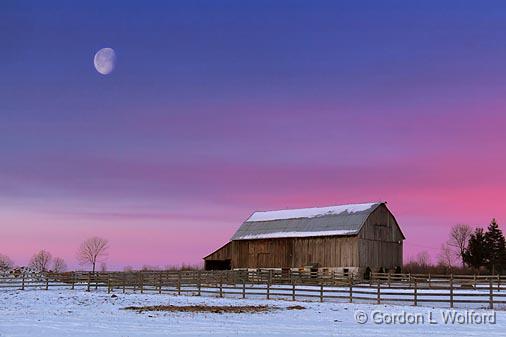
xmin=230 ymin=202 xmax=383 ymax=241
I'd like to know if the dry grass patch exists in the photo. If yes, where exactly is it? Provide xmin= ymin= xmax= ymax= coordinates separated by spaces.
xmin=123 ymin=304 xmax=274 ymax=314
xmin=286 ymin=305 xmax=306 ymax=310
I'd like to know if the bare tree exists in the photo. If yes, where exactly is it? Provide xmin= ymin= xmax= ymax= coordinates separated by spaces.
xmin=437 ymin=243 xmax=455 ymax=271
xmin=0 ymin=254 xmax=14 ymax=271
xmin=77 ymin=237 xmax=109 ymax=273
xmin=53 ymin=257 xmax=67 ymax=273
xmin=142 ymin=264 xmax=160 ymax=271
xmin=29 ymin=250 xmax=52 ymax=272
xmin=448 ymin=224 xmax=472 ymax=268
xmin=99 ymin=262 xmax=107 ymax=272
xmin=416 ymin=251 xmax=431 ymax=268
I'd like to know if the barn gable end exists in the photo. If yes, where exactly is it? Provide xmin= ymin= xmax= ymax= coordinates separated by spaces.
xmin=357 ymin=204 xmax=404 ymax=269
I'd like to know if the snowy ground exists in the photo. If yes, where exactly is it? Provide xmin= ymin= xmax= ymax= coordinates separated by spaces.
xmin=0 ymin=289 xmax=505 ymax=337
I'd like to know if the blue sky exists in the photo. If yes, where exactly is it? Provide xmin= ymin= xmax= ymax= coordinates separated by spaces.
xmin=2 ymin=0 xmax=506 ymax=267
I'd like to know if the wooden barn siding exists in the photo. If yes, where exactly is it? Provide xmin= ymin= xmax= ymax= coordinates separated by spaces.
xmin=357 ymin=239 xmax=402 ymax=268
xmin=292 ymin=237 xmax=358 ymax=268
xmin=357 ymin=204 xmax=403 ymax=268
xmin=231 ymin=236 xmax=358 ymax=268
xmin=231 ymin=239 xmax=291 ymax=268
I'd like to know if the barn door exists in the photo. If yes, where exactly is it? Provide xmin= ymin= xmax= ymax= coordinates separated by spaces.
xmin=286 ymin=239 xmax=294 ymax=267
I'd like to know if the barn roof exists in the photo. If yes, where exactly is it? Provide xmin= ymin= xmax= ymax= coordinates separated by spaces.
xmin=230 ymin=202 xmax=383 ymax=240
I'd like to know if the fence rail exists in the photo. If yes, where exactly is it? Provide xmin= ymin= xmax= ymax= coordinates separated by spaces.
xmin=1 ymin=270 xmax=505 ymax=309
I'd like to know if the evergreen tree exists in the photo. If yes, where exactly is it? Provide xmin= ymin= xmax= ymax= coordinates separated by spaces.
xmin=463 ymin=228 xmax=488 ymax=271
xmin=484 ymin=219 xmax=506 ymax=274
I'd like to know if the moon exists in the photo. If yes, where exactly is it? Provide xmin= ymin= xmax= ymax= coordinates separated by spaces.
xmin=94 ymin=48 xmax=116 ymax=75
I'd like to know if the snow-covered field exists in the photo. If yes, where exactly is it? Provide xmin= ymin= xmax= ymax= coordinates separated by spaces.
xmin=0 ymin=289 xmax=505 ymax=337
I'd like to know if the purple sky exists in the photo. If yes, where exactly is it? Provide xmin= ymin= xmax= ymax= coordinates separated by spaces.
xmin=2 ymin=1 xmax=506 ymax=269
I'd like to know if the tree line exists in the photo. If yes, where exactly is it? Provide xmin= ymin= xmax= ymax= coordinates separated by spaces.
xmin=463 ymin=219 xmax=506 ymax=274
xmin=406 ymin=219 xmax=506 ymax=274
xmin=0 ymin=236 xmax=109 ymax=274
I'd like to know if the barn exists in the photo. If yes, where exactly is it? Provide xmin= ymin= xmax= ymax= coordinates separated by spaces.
xmin=204 ymin=202 xmax=405 ymax=275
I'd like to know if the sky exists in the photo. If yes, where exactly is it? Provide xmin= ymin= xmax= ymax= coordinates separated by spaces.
xmin=2 ymin=0 xmax=506 ymax=269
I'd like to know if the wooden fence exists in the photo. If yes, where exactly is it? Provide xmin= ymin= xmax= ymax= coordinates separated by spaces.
xmin=1 ymin=270 xmax=506 ymax=309
xmin=371 ymin=272 xmax=505 ymax=288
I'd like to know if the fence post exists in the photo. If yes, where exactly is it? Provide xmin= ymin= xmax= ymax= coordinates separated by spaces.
xmin=107 ymin=275 xmax=111 ymax=294
xmin=408 ymin=273 xmax=411 ymax=287
xmin=21 ymin=273 xmax=25 ymax=291
xmin=349 ymin=277 xmax=353 ymax=303
xmin=140 ymin=272 xmax=144 ymax=294
xmin=387 ymin=272 xmax=391 ymax=288
xmin=489 ymin=278 xmax=494 ymax=309
xmin=122 ymin=273 xmax=126 ymax=293
xmin=45 ymin=274 xmax=49 ymax=290
xmin=267 ymin=270 xmax=272 ymax=300
xmin=376 ymin=282 xmax=380 ymax=304
xmin=428 ymin=273 xmax=431 ymax=289
xmin=71 ymin=272 xmax=75 ymax=290
xmin=178 ymin=271 xmax=182 ymax=295
xmin=474 ymin=274 xmax=477 ymax=289
xmin=497 ymin=275 xmax=500 ymax=292
xmin=320 ymin=284 xmax=324 ymax=302
xmin=219 ymin=275 xmax=223 ymax=298
xmin=414 ymin=279 xmax=418 ymax=306
xmin=449 ymin=275 xmax=454 ymax=308
xmin=87 ymin=272 xmax=91 ymax=292
xmin=292 ymin=281 xmax=296 ymax=301
xmin=242 ymin=277 xmax=246 ymax=299
xmin=159 ymin=272 xmax=163 ymax=294
xmin=197 ymin=271 xmax=201 ymax=296
xmin=266 ymin=278 xmax=270 ymax=300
